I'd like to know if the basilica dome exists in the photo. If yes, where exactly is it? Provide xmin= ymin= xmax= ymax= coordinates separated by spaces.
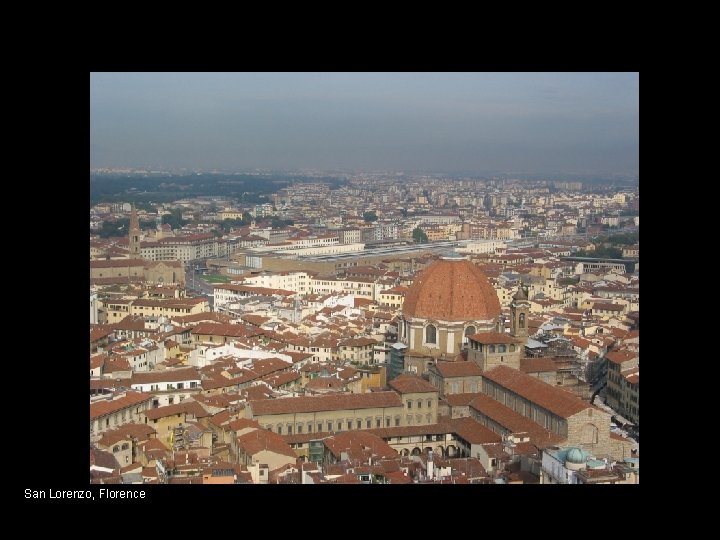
xmin=403 ymin=257 xmax=501 ymax=322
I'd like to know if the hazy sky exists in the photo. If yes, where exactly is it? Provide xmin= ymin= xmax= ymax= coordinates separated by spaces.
xmin=90 ymin=72 xmax=638 ymax=175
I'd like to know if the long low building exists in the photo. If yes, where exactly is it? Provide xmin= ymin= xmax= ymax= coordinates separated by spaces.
xmin=245 ymin=392 xmax=406 ymax=436
xmin=90 ymin=258 xmax=185 ymax=286
xmin=478 ymin=365 xmax=615 ymax=455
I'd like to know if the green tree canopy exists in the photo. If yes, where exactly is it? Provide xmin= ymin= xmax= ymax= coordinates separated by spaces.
xmin=412 ymin=227 xmax=428 ymax=243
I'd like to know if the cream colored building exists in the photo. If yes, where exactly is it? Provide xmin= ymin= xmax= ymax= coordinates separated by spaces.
xmin=90 ymin=391 xmax=153 ymax=440
xmin=90 ymin=259 xmax=185 ymax=286
xmin=245 ymin=391 xmax=407 ymax=435
xmin=388 ymin=375 xmax=439 ymax=427
xmin=606 ymin=349 xmax=639 ymax=424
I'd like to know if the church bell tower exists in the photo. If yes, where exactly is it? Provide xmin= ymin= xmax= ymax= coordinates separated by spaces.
xmin=510 ymin=282 xmax=530 ymax=339
xmin=129 ymin=205 xmax=141 ymax=258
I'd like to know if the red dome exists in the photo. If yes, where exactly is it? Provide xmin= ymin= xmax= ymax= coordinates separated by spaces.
xmin=403 ymin=258 xmax=501 ymax=321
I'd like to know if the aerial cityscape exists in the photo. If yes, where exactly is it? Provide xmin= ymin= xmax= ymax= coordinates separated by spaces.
xmin=89 ymin=73 xmax=639 ymax=486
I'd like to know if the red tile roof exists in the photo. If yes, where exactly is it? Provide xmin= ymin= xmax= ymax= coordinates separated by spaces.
xmin=249 ymin=391 xmax=402 ymax=416
xmin=468 ymin=393 xmax=563 ymax=446
xmin=468 ymin=332 xmax=517 ymax=345
xmin=520 ymin=358 xmax=559 ymax=373
xmin=435 ymin=361 xmax=484 ymax=378
xmin=322 ymin=431 xmax=398 ymax=460
xmin=130 ymin=367 xmax=200 ymax=385
xmin=403 ymin=259 xmax=501 ymax=321
xmin=446 ymin=417 xmax=502 ymax=445
xmin=606 ymin=349 xmax=638 ymax=365
xmin=236 ymin=430 xmax=296 ymax=459
xmin=388 ymin=374 xmax=438 ymax=394
xmin=482 ymin=365 xmax=592 ymax=418
xmin=191 ymin=323 xmax=263 ymax=338
xmin=142 ymin=400 xmax=209 ymax=421
xmin=90 ymin=392 xmax=152 ymax=420
xmin=444 ymin=393 xmax=478 ymax=406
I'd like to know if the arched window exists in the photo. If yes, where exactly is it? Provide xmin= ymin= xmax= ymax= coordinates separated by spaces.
xmin=112 ymin=446 xmax=119 ymax=453
xmin=489 ymin=345 xmax=496 ymax=353
xmin=498 ymin=345 xmax=506 ymax=353
xmin=509 ymin=344 xmax=516 ymax=352
xmin=425 ymin=324 xmax=437 ymax=344
xmin=519 ymin=313 xmax=525 ymax=329
xmin=464 ymin=326 xmax=476 ymax=338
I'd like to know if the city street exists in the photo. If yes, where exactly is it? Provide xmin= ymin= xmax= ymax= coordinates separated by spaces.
xmin=185 ymin=264 xmax=215 ymax=308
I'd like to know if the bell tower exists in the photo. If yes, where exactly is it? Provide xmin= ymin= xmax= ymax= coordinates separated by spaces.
xmin=129 ymin=205 xmax=141 ymax=258
xmin=510 ymin=282 xmax=530 ymax=339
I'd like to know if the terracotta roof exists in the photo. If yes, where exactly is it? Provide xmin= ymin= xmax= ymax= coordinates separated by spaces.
xmin=170 ymin=312 xmax=234 ymax=325
xmin=468 ymin=393 xmax=563 ymax=446
xmin=606 ymin=349 xmax=638 ymax=365
xmin=446 ymin=417 xmax=502 ymax=445
xmin=90 ymin=326 xmax=114 ymax=342
xmin=90 ymin=392 xmax=152 ymax=420
xmin=482 ymin=365 xmax=591 ymax=418
xmin=403 ymin=258 xmax=501 ymax=321
xmin=90 ymin=258 xmax=146 ymax=268
xmin=226 ymin=418 xmax=263 ymax=433
xmin=339 ymin=336 xmax=378 ymax=347
xmin=191 ymin=323 xmax=263 ymax=338
xmin=435 ymin=361 xmax=484 ymax=378
xmin=98 ymin=424 xmax=157 ymax=447
xmin=133 ymin=298 xmax=207 ymax=309
xmin=143 ymin=400 xmax=208 ymax=421
xmin=388 ymin=374 xmax=438 ymax=394
xmin=130 ymin=367 xmax=200 ymax=385
xmin=444 ymin=393 xmax=478 ymax=406
xmin=249 ymin=391 xmax=402 ymax=416
xmin=520 ymin=358 xmax=559 ymax=373
xmin=236 ymin=430 xmax=296 ymax=459
xmin=90 ymin=356 xmax=106 ymax=370
xmin=322 ymin=431 xmax=398 ymax=460
xmin=468 ymin=332 xmax=517 ymax=345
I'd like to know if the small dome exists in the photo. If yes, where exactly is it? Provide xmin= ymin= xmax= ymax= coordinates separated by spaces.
xmin=566 ymin=448 xmax=585 ymax=464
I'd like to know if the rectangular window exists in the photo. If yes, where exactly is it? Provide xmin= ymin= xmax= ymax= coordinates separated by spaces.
xmin=407 ymin=400 xmax=412 ymax=409
xmin=395 ymin=418 xmax=400 ymax=427
xmin=287 ymin=425 xmax=293 ymax=434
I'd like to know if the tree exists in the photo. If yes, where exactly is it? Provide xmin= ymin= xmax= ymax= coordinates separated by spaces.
xmin=162 ymin=208 xmax=187 ymax=230
xmin=363 ymin=211 xmax=378 ymax=222
xmin=412 ymin=227 xmax=428 ymax=243
xmin=97 ymin=218 xmax=129 ymax=238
